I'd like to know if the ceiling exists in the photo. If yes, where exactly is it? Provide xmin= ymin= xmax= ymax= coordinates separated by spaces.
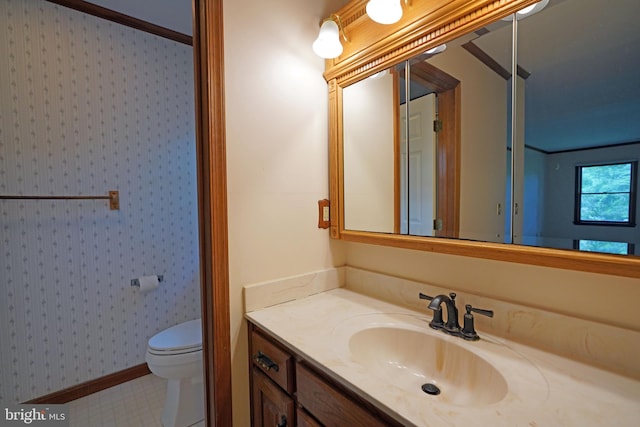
xmin=472 ymin=0 xmax=640 ymax=152
xmin=85 ymin=0 xmax=192 ymax=35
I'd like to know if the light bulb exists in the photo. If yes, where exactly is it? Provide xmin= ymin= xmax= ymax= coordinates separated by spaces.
xmin=366 ymin=0 xmax=403 ymax=25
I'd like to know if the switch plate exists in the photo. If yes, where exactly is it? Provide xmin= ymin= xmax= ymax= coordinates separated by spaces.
xmin=318 ymin=199 xmax=330 ymax=229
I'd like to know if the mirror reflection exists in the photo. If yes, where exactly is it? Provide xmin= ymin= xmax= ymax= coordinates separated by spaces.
xmin=343 ymin=66 xmax=396 ymax=234
xmin=521 ymin=0 xmax=639 ymax=255
xmin=341 ymin=0 xmax=639 ymax=256
xmin=343 ymin=21 xmax=512 ymax=243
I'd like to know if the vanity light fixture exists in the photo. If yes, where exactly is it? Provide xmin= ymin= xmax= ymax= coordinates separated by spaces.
xmin=367 ymin=70 xmax=388 ymax=80
xmin=312 ymin=15 xmax=348 ymax=59
xmin=425 ymin=44 xmax=447 ymax=55
xmin=502 ymin=0 xmax=549 ymax=20
xmin=366 ymin=0 xmax=404 ymax=25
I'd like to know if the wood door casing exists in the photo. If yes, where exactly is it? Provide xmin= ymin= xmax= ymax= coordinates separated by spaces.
xmin=394 ymin=61 xmax=461 ymax=238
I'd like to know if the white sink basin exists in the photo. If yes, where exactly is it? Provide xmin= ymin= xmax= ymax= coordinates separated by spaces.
xmin=349 ymin=326 xmax=508 ymax=406
xmin=335 ymin=313 xmax=548 ymax=410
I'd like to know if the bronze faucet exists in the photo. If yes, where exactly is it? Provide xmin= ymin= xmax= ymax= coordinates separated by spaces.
xmin=419 ymin=292 xmax=493 ymax=341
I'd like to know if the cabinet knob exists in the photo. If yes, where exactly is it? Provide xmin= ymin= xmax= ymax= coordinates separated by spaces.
xmin=276 ymin=415 xmax=287 ymax=427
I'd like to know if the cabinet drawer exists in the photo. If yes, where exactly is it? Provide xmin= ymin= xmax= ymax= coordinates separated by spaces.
xmin=250 ymin=329 xmax=294 ymax=393
xmin=296 ymin=363 xmax=395 ymax=427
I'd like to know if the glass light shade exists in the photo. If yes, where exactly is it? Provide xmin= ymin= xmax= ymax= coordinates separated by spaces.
xmin=366 ymin=0 xmax=403 ymax=25
xmin=425 ymin=44 xmax=447 ymax=55
xmin=312 ymin=19 xmax=343 ymax=59
xmin=517 ymin=4 xmax=537 ymax=15
xmin=367 ymin=70 xmax=387 ymax=80
xmin=502 ymin=0 xmax=549 ymax=20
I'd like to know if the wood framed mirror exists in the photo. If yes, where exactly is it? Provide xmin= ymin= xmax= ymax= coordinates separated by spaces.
xmin=325 ymin=0 xmax=640 ymax=278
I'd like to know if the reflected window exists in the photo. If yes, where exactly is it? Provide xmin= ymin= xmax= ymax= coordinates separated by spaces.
xmin=574 ymin=239 xmax=634 ymax=255
xmin=574 ymin=162 xmax=637 ymax=226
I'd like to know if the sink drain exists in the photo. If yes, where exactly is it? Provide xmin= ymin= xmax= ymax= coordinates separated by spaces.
xmin=421 ymin=383 xmax=441 ymax=395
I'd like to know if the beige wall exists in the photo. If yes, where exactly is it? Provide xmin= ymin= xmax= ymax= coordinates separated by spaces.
xmin=223 ymin=0 xmax=348 ymax=424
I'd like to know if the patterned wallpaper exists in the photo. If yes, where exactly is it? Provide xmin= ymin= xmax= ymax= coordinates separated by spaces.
xmin=0 ymin=0 xmax=200 ymax=404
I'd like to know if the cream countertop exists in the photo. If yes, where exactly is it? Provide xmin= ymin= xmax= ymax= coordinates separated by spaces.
xmin=245 ymin=288 xmax=640 ymax=427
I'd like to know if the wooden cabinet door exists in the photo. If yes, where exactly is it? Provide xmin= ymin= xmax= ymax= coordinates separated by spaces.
xmin=296 ymin=407 xmax=322 ymax=427
xmin=252 ymin=367 xmax=294 ymax=427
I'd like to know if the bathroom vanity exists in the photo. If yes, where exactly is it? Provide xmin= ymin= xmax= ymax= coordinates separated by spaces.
xmin=245 ymin=270 xmax=640 ymax=427
xmin=249 ymin=322 xmax=404 ymax=427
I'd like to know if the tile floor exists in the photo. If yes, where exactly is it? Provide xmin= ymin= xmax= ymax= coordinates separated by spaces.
xmin=67 ymin=374 xmax=205 ymax=427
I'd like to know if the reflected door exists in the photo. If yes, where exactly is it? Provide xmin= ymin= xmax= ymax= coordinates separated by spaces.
xmin=400 ymin=94 xmax=437 ymax=236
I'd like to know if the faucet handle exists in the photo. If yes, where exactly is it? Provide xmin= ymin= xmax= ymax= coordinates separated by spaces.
xmin=467 ymin=304 xmax=493 ymax=318
xmin=461 ymin=304 xmax=493 ymax=341
xmin=419 ymin=293 xmax=444 ymax=329
xmin=419 ymin=292 xmax=434 ymax=301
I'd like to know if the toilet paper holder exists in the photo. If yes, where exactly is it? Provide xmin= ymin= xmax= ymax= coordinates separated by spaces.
xmin=131 ymin=275 xmax=164 ymax=287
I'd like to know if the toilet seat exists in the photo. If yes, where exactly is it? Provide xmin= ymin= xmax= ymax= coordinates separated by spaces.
xmin=148 ymin=319 xmax=202 ymax=355
xmin=147 ymin=346 xmax=201 ymax=356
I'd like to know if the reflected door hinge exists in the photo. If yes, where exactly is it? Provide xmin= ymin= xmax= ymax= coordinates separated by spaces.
xmin=433 ymin=119 xmax=443 ymax=133
xmin=433 ymin=218 xmax=443 ymax=230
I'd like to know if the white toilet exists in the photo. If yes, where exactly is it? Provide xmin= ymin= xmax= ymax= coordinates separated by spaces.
xmin=146 ymin=319 xmax=204 ymax=427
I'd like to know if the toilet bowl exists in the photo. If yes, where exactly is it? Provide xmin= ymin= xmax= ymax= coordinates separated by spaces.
xmin=146 ymin=319 xmax=203 ymax=427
